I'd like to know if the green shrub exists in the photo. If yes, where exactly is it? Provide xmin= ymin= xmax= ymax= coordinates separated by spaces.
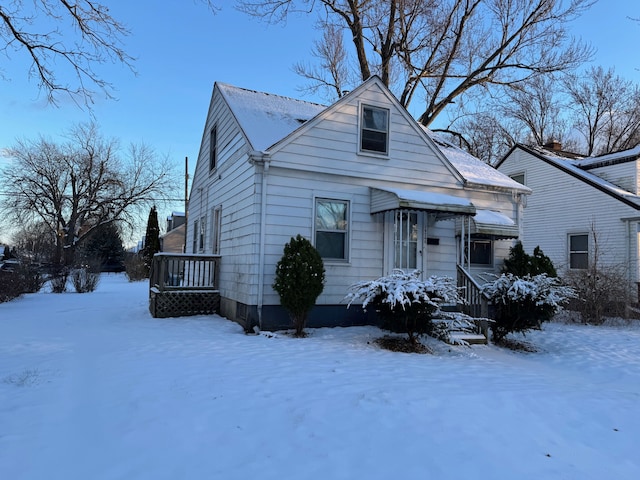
xmin=346 ymin=270 xmax=461 ymax=346
xmin=481 ymin=273 xmax=574 ymax=342
xmin=502 ymin=242 xmax=557 ymax=277
xmin=272 ymin=235 xmax=325 ymax=337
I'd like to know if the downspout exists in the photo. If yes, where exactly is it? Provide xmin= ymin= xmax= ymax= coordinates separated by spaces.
xmin=623 ymin=218 xmax=634 ymax=300
xmin=250 ymin=151 xmax=270 ymax=330
xmin=621 ymin=216 xmax=640 ymax=302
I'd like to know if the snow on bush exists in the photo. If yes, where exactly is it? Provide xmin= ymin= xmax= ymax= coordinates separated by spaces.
xmin=346 ymin=270 xmax=461 ymax=345
xmin=481 ymin=273 xmax=575 ymax=342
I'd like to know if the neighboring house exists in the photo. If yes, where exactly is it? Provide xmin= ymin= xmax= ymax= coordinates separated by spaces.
xmin=159 ymin=212 xmax=186 ymax=253
xmin=188 ymin=76 xmax=530 ymax=330
xmin=496 ymin=143 xmax=640 ymax=300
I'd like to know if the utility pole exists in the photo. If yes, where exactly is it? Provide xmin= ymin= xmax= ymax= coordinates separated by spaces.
xmin=184 ymin=156 xmax=188 ymax=253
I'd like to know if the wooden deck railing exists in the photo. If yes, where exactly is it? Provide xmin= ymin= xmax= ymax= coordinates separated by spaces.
xmin=149 ymin=253 xmax=221 ymax=318
xmin=150 ymin=253 xmax=220 ymax=291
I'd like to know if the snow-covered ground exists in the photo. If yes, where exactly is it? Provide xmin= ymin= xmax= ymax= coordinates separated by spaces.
xmin=1 ymin=274 xmax=639 ymax=479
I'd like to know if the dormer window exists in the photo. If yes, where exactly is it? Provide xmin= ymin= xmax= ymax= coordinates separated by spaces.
xmin=360 ymin=105 xmax=389 ymax=154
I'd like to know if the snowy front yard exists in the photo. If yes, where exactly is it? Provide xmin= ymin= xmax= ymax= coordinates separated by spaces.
xmin=1 ymin=274 xmax=639 ymax=479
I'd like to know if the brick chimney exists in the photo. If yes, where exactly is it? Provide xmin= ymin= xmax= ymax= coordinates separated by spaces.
xmin=544 ymin=140 xmax=562 ymax=151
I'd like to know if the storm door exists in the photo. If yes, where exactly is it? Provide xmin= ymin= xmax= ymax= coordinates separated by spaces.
xmin=387 ymin=210 xmax=424 ymax=273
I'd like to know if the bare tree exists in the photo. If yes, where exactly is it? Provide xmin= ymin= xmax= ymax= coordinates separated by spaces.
xmin=1 ymin=123 xmax=176 ymax=266
xmin=0 ymin=1 xmax=136 ymax=106
xmin=293 ymin=23 xmax=352 ymax=100
xmin=500 ymin=75 xmax=571 ymax=148
xmin=564 ymin=66 xmax=640 ymax=155
xmin=238 ymin=0 xmax=593 ymax=127
xmin=444 ymin=112 xmax=519 ymax=164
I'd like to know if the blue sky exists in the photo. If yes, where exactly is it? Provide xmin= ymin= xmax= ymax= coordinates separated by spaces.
xmin=0 ymin=0 xmax=638 ymax=235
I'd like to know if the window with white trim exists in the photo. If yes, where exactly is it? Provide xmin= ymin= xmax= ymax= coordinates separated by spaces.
xmin=315 ymin=199 xmax=349 ymax=260
xmin=569 ymin=233 xmax=588 ymax=269
xmin=360 ymin=105 xmax=389 ymax=154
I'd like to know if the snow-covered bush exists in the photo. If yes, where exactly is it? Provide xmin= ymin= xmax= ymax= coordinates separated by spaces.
xmin=0 ymin=263 xmax=44 ymax=303
xmin=481 ymin=273 xmax=575 ymax=342
xmin=71 ymin=265 xmax=100 ymax=293
xmin=50 ymin=268 xmax=69 ymax=293
xmin=346 ymin=270 xmax=461 ymax=345
xmin=273 ymin=235 xmax=325 ymax=337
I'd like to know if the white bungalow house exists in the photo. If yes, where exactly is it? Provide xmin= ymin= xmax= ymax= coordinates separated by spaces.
xmin=187 ymin=76 xmax=530 ymax=330
xmin=495 ymin=143 xmax=640 ymax=301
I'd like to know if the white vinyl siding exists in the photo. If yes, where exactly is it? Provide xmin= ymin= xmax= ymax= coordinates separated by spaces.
xmin=189 ymin=77 xmax=523 ymax=313
xmin=497 ymin=147 xmax=639 ymax=283
xmin=209 ymin=125 xmax=217 ymax=171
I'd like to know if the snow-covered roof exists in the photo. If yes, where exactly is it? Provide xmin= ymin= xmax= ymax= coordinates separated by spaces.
xmin=371 ymin=186 xmax=476 ymax=215
xmin=217 ymin=83 xmax=326 ymax=151
xmin=573 ymin=145 xmax=640 ymax=169
xmin=471 ymin=209 xmax=519 ymax=238
xmin=217 ymin=81 xmax=528 ymax=194
xmin=523 ymin=145 xmax=640 ymax=210
xmin=426 ymin=131 xmax=531 ymax=193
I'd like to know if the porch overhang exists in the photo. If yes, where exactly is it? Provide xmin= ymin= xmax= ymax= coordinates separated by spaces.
xmin=370 ymin=187 xmax=476 ymax=216
xmin=468 ymin=209 xmax=519 ymax=239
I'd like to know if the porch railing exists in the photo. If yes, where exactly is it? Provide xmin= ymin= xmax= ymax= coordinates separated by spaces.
xmin=456 ymin=264 xmax=490 ymax=319
xmin=149 ymin=253 xmax=221 ymax=318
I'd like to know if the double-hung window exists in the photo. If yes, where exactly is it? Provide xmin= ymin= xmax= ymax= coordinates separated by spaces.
xmin=569 ymin=233 xmax=588 ymax=269
xmin=360 ymin=105 xmax=389 ymax=154
xmin=315 ymin=199 xmax=349 ymax=261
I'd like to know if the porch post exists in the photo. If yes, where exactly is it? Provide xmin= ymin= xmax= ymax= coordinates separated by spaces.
xmin=467 ymin=216 xmax=471 ymax=272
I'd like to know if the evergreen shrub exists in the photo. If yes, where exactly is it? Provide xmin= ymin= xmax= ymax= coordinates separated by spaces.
xmin=346 ymin=270 xmax=461 ymax=346
xmin=272 ymin=235 xmax=325 ymax=337
xmin=481 ymin=273 xmax=574 ymax=342
xmin=502 ymin=242 xmax=557 ymax=277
